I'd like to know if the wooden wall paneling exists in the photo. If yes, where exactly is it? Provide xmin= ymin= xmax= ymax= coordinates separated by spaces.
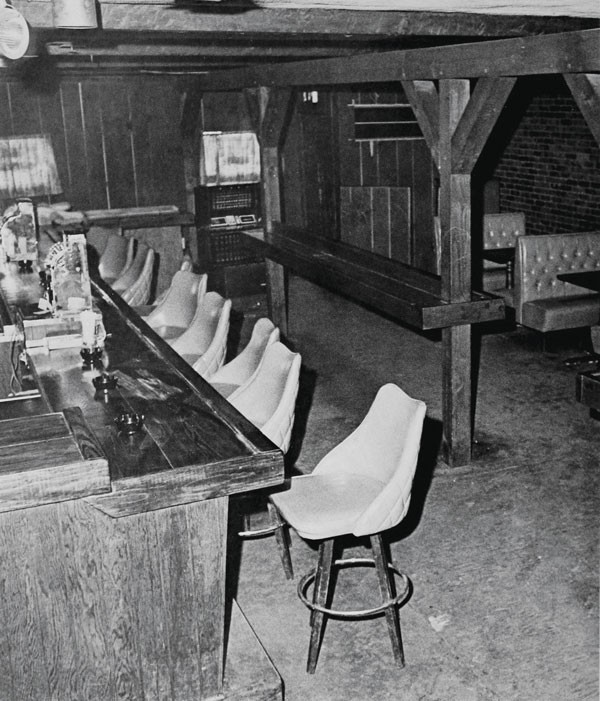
xmin=38 ymin=86 xmax=70 ymax=204
xmin=5 ymin=82 xmax=42 ymax=136
xmin=0 ymin=82 xmax=15 ymax=135
xmin=132 ymin=80 xmax=187 ymax=209
xmin=411 ymin=139 xmax=437 ymax=273
xmin=181 ymin=84 xmax=202 ymax=214
xmin=80 ymin=81 xmax=110 ymax=210
xmin=299 ymin=96 xmax=337 ymax=235
xmin=374 ymin=89 xmax=401 ymax=187
xmin=327 ymin=90 xmax=342 ymax=238
xmin=356 ymin=91 xmax=378 ymax=188
xmin=99 ymin=81 xmax=136 ymax=210
xmin=281 ymin=99 xmax=306 ymax=227
xmin=201 ymin=92 xmax=253 ymax=133
xmin=372 ymin=186 xmax=391 ymax=257
xmin=339 ymin=186 xmax=372 ymax=250
xmin=359 ymin=140 xmax=378 ymax=186
xmin=376 ymin=139 xmax=399 ymax=187
xmin=181 ymin=84 xmax=202 ymax=264
xmin=395 ymin=137 xmax=414 ymax=188
xmin=389 ymin=186 xmax=412 ymax=264
xmin=336 ymin=90 xmax=360 ymax=188
xmin=56 ymin=82 xmax=90 ymax=209
xmin=129 ymin=79 xmax=154 ymax=206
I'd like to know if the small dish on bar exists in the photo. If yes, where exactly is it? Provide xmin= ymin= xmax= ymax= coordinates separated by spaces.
xmin=114 ymin=411 xmax=144 ymax=435
xmin=92 ymin=373 xmax=118 ymax=392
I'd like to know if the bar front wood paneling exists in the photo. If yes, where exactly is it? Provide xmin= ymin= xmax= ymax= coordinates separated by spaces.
xmin=0 ymin=268 xmax=283 ymax=701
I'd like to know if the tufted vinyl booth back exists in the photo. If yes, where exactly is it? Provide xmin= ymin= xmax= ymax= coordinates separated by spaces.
xmin=483 ymin=212 xmax=526 ymax=250
xmin=513 ymin=231 xmax=600 ymax=329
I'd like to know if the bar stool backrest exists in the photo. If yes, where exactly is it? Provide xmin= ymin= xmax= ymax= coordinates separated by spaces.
xmin=98 ymin=235 xmax=135 ymax=283
xmin=228 ymin=341 xmax=301 ymax=453
xmin=314 ymin=383 xmax=426 ymax=537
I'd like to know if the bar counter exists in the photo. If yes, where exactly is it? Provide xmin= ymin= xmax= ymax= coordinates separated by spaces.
xmin=0 ymin=265 xmax=284 ymax=701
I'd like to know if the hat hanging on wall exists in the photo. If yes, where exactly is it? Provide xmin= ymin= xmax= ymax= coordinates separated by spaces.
xmin=52 ymin=0 xmax=98 ymax=29
xmin=0 ymin=3 xmax=29 ymax=60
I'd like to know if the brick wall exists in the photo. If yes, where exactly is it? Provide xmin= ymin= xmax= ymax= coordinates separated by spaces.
xmin=490 ymin=76 xmax=600 ymax=236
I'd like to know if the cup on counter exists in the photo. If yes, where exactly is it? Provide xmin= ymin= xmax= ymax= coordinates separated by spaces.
xmin=80 ymin=309 xmax=106 ymax=350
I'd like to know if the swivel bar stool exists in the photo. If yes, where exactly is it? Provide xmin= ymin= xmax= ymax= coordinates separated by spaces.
xmin=269 ymin=383 xmax=426 ymax=673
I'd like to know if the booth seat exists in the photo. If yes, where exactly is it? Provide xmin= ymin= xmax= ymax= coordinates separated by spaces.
xmin=501 ymin=231 xmax=600 ymax=334
xmin=482 ymin=212 xmax=525 ymax=291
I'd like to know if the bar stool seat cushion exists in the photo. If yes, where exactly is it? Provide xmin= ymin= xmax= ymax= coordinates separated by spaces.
xmin=272 ymin=473 xmax=386 ymax=540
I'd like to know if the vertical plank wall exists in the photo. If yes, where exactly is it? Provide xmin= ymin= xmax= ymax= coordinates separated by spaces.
xmin=0 ymin=76 xmax=188 ymax=212
xmin=281 ymin=87 xmax=438 ymax=274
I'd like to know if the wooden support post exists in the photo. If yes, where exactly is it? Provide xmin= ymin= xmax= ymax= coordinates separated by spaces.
xmin=247 ymin=87 xmax=294 ymax=334
xmin=180 ymin=85 xmax=203 ymax=264
xmin=402 ymin=76 xmax=516 ymax=467
xmin=439 ymin=79 xmax=472 ymax=467
xmin=564 ymin=73 xmax=600 ymax=147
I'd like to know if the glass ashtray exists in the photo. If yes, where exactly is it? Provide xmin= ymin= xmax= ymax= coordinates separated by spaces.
xmin=114 ymin=411 xmax=144 ymax=435
xmin=92 ymin=373 xmax=118 ymax=392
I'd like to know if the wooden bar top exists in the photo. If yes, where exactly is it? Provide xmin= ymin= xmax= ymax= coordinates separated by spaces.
xmin=0 ymin=265 xmax=284 ymax=517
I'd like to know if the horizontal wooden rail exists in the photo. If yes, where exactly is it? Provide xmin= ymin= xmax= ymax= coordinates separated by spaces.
xmin=86 ymin=206 xmax=195 ymax=230
xmin=245 ymin=226 xmax=505 ymax=330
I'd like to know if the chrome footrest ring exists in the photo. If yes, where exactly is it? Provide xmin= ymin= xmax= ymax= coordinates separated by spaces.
xmin=238 ymin=523 xmax=280 ymax=538
xmin=297 ymin=556 xmax=410 ymax=619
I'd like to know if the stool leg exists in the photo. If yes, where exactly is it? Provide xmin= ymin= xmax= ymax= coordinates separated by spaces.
xmin=307 ymin=537 xmax=335 ymax=674
xmin=371 ymin=534 xmax=405 ymax=667
xmin=267 ymin=502 xmax=293 ymax=580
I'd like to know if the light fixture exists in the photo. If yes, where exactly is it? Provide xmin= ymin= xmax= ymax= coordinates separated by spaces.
xmin=0 ymin=134 xmax=62 ymax=200
xmin=0 ymin=2 xmax=29 ymax=60
xmin=52 ymin=0 xmax=98 ymax=29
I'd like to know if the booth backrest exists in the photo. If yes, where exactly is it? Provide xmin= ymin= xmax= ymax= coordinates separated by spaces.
xmin=483 ymin=212 xmax=526 ymax=250
xmin=513 ymin=230 xmax=600 ymax=326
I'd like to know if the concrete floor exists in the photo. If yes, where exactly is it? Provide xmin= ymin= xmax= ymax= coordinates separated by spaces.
xmin=227 ymin=276 xmax=599 ymax=701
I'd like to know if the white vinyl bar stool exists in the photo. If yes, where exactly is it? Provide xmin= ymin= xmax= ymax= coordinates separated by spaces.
xmin=151 ymin=256 xmax=195 ymax=308
xmin=228 ymin=341 xmax=301 ymax=455
xmin=144 ymin=271 xmax=207 ymax=337
xmin=228 ymin=341 xmax=301 ymax=577
xmin=208 ymin=317 xmax=280 ymax=398
xmin=269 ymin=383 xmax=427 ymax=673
xmin=168 ymin=291 xmax=231 ymax=378
xmin=120 ymin=247 xmax=155 ymax=306
xmin=111 ymin=241 xmax=151 ymax=295
xmin=98 ymin=234 xmax=135 ymax=285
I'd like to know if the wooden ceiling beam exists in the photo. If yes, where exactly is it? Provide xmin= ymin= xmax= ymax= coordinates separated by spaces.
xmin=195 ymin=29 xmax=600 ymax=89
xmin=42 ymin=41 xmax=366 ymax=59
xmin=14 ymin=2 xmax=596 ymax=37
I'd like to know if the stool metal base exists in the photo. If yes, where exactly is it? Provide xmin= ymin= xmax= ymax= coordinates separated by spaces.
xmin=297 ymin=557 xmax=410 ymax=618
xmin=237 ymin=499 xmax=294 ymax=579
xmin=298 ymin=534 xmax=410 ymax=673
